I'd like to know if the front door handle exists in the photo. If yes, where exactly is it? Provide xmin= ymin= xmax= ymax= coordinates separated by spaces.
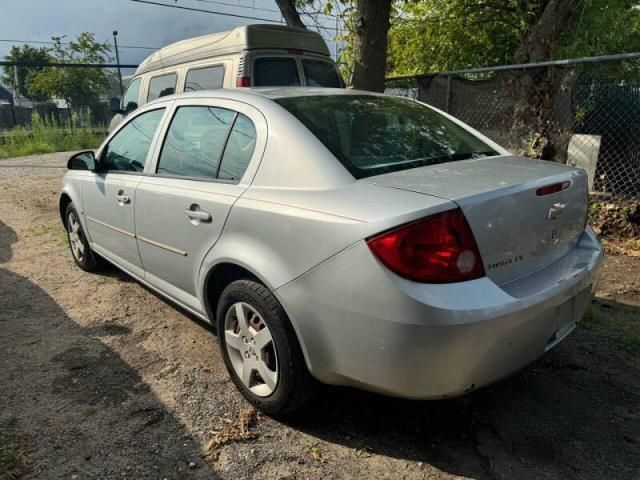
xmin=184 ymin=205 xmax=212 ymax=223
xmin=116 ymin=190 xmax=130 ymax=205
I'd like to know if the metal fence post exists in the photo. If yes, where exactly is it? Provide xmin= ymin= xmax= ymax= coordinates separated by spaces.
xmin=445 ymin=75 xmax=452 ymax=113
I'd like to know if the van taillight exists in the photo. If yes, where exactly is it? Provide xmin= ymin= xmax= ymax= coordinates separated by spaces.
xmin=367 ymin=209 xmax=485 ymax=283
xmin=236 ymin=76 xmax=251 ymax=87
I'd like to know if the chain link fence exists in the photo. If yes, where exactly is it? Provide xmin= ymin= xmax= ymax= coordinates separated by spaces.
xmin=0 ymin=64 xmax=130 ymax=157
xmin=386 ymin=53 xmax=640 ymax=199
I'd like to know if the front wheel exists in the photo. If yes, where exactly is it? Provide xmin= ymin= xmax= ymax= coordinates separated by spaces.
xmin=217 ymin=279 xmax=317 ymax=417
xmin=65 ymin=203 xmax=100 ymax=272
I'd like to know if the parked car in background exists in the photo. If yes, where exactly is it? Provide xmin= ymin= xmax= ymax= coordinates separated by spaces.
xmin=62 ymin=88 xmax=603 ymax=417
xmin=109 ymin=24 xmax=343 ymax=131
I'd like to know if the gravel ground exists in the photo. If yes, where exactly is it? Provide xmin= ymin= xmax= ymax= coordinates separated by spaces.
xmin=1 ymin=152 xmax=639 ymax=479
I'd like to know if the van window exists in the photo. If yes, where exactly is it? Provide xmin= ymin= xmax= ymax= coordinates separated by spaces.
xmin=185 ymin=65 xmax=225 ymax=91
xmin=121 ymin=78 xmax=141 ymax=111
xmin=302 ymin=59 xmax=341 ymax=88
xmin=156 ymin=106 xmax=235 ymax=179
xmin=148 ymin=73 xmax=177 ymax=101
xmin=218 ymin=114 xmax=256 ymax=181
xmin=253 ymin=58 xmax=300 ymax=87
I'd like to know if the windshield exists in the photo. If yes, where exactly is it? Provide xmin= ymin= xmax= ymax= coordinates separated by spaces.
xmin=275 ymin=95 xmax=498 ymax=179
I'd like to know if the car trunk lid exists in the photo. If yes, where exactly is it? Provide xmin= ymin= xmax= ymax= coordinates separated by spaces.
xmin=366 ymin=155 xmax=589 ymax=285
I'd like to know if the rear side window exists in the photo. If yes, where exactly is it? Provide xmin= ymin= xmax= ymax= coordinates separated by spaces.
xmin=302 ymin=59 xmax=341 ymax=88
xmin=185 ymin=65 xmax=225 ymax=91
xmin=148 ymin=73 xmax=177 ymax=101
xmin=157 ymin=106 xmax=236 ymax=179
xmin=218 ymin=114 xmax=256 ymax=181
xmin=275 ymin=95 xmax=497 ymax=179
xmin=103 ymin=109 xmax=165 ymax=172
xmin=253 ymin=57 xmax=300 ymax=87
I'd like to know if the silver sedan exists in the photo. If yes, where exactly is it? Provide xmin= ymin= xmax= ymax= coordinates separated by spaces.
xmin=60 ymin=88 xmax=603 ymax=416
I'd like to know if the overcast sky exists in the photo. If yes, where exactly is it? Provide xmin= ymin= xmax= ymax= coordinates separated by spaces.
xmin=0 ymin=0 xmax=339 ymax=75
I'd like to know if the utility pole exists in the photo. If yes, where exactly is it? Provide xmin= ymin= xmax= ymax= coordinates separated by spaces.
xmin=113 ymin=30 xmax=124 ymax=96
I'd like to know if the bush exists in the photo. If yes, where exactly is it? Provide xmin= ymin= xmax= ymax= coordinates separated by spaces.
xmin=0 ymin=112 xmax=106 ymax=159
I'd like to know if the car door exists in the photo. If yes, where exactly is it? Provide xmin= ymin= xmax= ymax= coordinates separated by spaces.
xmin=82 ymin=107 xmax=167 ymax=278
xmin=134 ymin=98 xmax=266 ymax=311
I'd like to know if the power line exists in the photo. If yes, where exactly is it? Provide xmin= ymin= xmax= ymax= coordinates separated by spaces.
xmin=0 ymin=38 xmax=159 ymax=50
xmin=0 ymin=61 xmax=139 ymax=68
xmin=188 ymin=0 xmax=337 ymax=18
xmin=131 ymin=0 xmax=284 ymax=23
xmin=129 ymin=0 xmax=340 ymax=32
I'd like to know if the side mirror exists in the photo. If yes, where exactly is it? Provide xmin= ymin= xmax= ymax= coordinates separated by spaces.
xmin=67 ymin=151 xmax=96 ymax=171
xmin=109 ymin=97 xmax=122 ymax=113
xmin=124 ymin=101 xmax=138 ymax=113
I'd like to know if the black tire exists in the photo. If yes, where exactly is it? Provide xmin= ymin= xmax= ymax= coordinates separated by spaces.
xmin=64 ymin=203 xmax=100 ymax=272
xmin=216 ymin=279 xmax=317 ymax=417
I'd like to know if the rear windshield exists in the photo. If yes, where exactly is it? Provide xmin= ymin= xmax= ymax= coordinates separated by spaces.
xmin=275 ymin=95 xmax=498 ymax=179
xmin=301 ymin=59 xmax=341 ymax=87
xmin=254 ymin=57 xmax=300 ymax=87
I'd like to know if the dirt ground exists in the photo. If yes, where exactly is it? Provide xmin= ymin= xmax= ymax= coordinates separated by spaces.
xmin=1 ymin=152 xmax=639 ymax=480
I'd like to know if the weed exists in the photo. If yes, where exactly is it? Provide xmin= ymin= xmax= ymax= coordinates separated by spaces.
xmin=82 ymin=407 xmax=97 ymax=417
xmin=0 ymin=112 xmax=105 ymax=160
xmin=0 ymin=417 xmax=32 ymax=479
xmin=588 ymin=202 xmax=602 ymax=217
xmin=303 ymin=441 xmax=326 ymax=462
xmin=204 ymin=408 xmax=258 ymax=460
xmin=581 ymin=307 xmax=601 ymax=329
xmin=55 ymin=232 xmax=69 ymax=247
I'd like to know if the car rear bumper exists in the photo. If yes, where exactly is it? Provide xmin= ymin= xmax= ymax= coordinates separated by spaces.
xmin=276 ymin=227 xmax=603 ymax=399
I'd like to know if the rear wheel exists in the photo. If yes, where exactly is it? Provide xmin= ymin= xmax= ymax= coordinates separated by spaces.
xmin=217 ymin=279 xmax=316 ymax=417
xmin=65 ymin=203 xmax=100 ymax=272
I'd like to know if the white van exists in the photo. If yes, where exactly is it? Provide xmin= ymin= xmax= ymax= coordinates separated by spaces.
xmin=109 ymin=24 xmax=344 ymax=129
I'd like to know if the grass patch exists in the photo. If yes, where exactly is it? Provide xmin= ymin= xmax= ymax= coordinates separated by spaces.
xmin=0 ymin=112 xmax=105 ymax=159
xmin=581 ymin=307 xmax=602 ymax=329
xmin=0 ymin=417 xmax=32 ymax=479
xmin=619 ymin=310 xmax=640 ymax=354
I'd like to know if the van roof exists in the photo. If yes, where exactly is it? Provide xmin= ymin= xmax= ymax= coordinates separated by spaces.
xmin=135 ymin=24 xmax=331 ymax=76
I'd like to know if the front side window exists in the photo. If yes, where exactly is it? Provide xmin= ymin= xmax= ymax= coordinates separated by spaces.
xmin=157 ymin=106 xmax=235 ymax=179
xmin=275 ymin=95 xmax=498 ymax=179
xmin=103 ymin=109 xmax=165 ymax=172
xmin=218 ymin=114 xmax=257 ymax=181
xmin=185 ymin=65 xmax=225 ymax=91
xmin=122 ymin=78 xmax=141 ymax=111
xmin=253 ymin=57 xmax=300 ymax=87
xmin=147 ymin=73 xmax=177 ymax=101
xmin=301 ymin=59 xmax=341 ymax=88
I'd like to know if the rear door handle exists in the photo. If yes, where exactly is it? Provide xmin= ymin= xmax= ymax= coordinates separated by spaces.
xmin=184 ymin=205 xmax=212 ymax=223
xmin=116 ymin=191 xmax=130 ymax=205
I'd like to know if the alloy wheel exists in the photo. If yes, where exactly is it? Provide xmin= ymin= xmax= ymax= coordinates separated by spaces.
xmin=224 ymin=302 xmax=278 ymax=397
xmin=67 ymin=212 xmax=85 ymax=262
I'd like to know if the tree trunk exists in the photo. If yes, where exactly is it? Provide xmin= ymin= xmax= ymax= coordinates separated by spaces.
xmin=274 ymin=0 xmax=307 ymax=29
xmin=351 ymin=0 xmax=392 ymax=92
xmin=511 ymin=0 xmax=581 ymax=158
xmin=514 ymin=0 xmax=581 ymax=63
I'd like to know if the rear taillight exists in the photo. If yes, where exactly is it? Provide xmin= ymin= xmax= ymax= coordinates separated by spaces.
xmin=536 ymin=180 xmax=570 ymax=196
xmin=236 ymin=76 xmax=251 ymax=87
xmin=367 ymin=208 xmax=485 ymax=283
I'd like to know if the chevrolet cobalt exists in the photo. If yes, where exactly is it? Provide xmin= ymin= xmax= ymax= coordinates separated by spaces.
xmin=60 ymin=88 xmax=603 ymax=416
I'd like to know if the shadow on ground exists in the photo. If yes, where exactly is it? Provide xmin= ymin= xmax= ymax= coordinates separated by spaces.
xmin=0 ymin=220 xmax=216 ymax=479
xmin=288 ymin=298 xmax=640 ymax=480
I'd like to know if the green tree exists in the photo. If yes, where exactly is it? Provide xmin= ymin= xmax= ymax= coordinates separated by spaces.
xmin=1 ymin=45 xmax=51 ymax=101
xmin=28 ymin=33 xmax=112 ymax=111
xmin=388 ymin=0 xmax=640 ymax=76
xmin=275 ymin=0 xmax=393 ymax=92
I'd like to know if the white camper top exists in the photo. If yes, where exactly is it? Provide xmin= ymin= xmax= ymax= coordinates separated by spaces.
xmin=135 ymin=24 xmax=331 ymax=76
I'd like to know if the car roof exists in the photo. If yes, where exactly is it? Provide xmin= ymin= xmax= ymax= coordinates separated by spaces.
xmin=135 ymin=24 xmax=331 ymax=76
xmin=144 ymin=87 xmax=384 ymax=108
